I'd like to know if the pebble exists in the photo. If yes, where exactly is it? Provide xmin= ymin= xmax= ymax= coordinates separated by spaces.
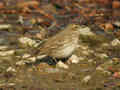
xmin=0 ymin=38 xmax=8 ymax=45
xmin=101 ymin=43 xmax=109 ymax=47
xmin=111 ymin=39 xmax=120 ymax=46
xmin=79 ymin=45 xmax=89 ymax=50
xmin=82 ymin=75 xmax=91 ymax=83
xmin=22 ymin=53 xmax=31 ymax=58
xmin=56 ymin=61 xmax=69 ymax=69
xmin=0 ymin=50 xmax=15 ymax=56
xmin=67 ymin=54 xmax=80 ymax=64
xmin=6 ymin=67 xmax=16 ymax=72
xmin=16 ymin=57 xmax=36 ymax=65
xmin=79 ymin=26 xmax=95 ymax=36
xmin=96 ymin=66 xmax=111 ymax=75
xmin=16 ymin=60 xmax=26 ymax=65
xmin=113 ymin=21 xmax=120 ymax=27
xmin=95 ymin=53 xmax=109 ymax=59
xmin=18 ymin=37 xmax=39 ymax=47
xmin=45 ymin=68 xmax=62 ymax=73
xmin=0 ymin=24 xmax=12 ymax=30
xmin=82 ymin=50 xmax=89 ymax=56
xmin=0 ymin=46 xmax=8 ymax=50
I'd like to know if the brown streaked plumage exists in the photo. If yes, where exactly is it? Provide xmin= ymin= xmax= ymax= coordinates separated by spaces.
xmin=34 ymin=24 xmax=85 ymax=60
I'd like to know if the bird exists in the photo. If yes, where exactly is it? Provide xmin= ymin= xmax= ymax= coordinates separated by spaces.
xmin=27 ymin=24 xmax=86 ymax=64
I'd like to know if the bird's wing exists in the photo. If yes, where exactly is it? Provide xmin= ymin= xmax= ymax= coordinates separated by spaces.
xmin=39 ymin=33 xmax=70 ymax=53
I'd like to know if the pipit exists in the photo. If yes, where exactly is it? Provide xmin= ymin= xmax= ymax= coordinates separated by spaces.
xmin=34 ymin=24 xmax=84 ymax=59
xmin=25 ymin=24 xmax=86 ymax=66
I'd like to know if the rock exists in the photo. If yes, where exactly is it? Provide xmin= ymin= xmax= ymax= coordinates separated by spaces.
xmin=0 ymin=2 xmax=4 ymax=8
xmin=17 ymin=1 xmax=39 ymax=8
xmin=79 ymin=57 xmax=86 ymax=61
xmin=16 ymin=60 xmax=26 ymax=65
xmin=104 ymin=23 xmax=114 ymax=31
xmin=18 ymin=37 xmax=39 ymax=47
xmin=37 ymin=55 xmax=47 ymax=59
xmin=0 ymin=50 xmax=15 ymax=56
xmin=36 ymin=63 xmax=51 ymax=71
xmin=97 ymin=0 xmax=111 ymax=5
xmin=22 ymin=53 xmax=31 ymax=58
xmin=101 ymin=43 xmax=109 ymax=47
xmin=16 ymin=56 xmax=36 ymax=66
xmin=0 ymin=24 xmax=12 ymax=30
xmin=96 ymin=66 xmax=104 ymax=71
xmin=96 ymin=66 xmax=111 ymax=75
xmin=6 ymin=67 xmax=16 ymax=72
xmin=0 ymin=46 xmax=8 ymax=50
xmin=82 ymin=75 xmax=91 ymax=83
xmin=113 ymin=72 xmax=120 ymax=79
xmin=95 ymin=53 xmax=109 ymax=59
xmin=79 ymin=45 xmax=89 ymax=50
xmin=45 ymin=68 xmax=62 ymax=73
xmin=79 ymin=26 xmax=95 ymax=36
xmin=113 ymin=72 xmax=120 ymax=78
xmin=67 ymin=54 xmax=80 ymax=64
xmin=0 ymin=38 xmax=8 ymax=45
xmin=82 ymin=50 xmax=89 ymax=56
xmin=112 ymin=1 xmax=120 ymax=9
xmin=18 ymin=16 xmax=24 ymax=24
xmin=111 ymin=39 xmax=120 ymax=46
xmin=113 ymin=21 xmax=120 ymax=27
xmin=56 ymin=61 xmax=69 ymax=69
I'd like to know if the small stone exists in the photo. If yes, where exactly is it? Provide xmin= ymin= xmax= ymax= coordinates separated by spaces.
xmin=96 ymin=66 xmax=104 ymax=71
xmin=67 ymin=54 xmax=80 ymax=64
xmin=79 ymin=57 xmax=85 ymax=61
xmin=22 ymin=53 xmax=31 ymax=58
xmin=0 ymin=24 xmax=12 ymax=30
xmin=104 ymin=23 xmax=114 ymax=31
xmin=0 ymin=46 xmax=8 ymax=50
xmin=0 ymin=2 xmax=4 ymax=8
xmin=0 ymin=50 xmax=15 ymax=56
xmin=88 ymin=59 xmax=93 ymax=62
xmin=112 ymin=1 xmax=120 ymax=9
xmin=111 ymin=39 xmax=120 ymax=46
xmin=18 ymin=37 xmax=39 ymax=47
xmin=82 ymin=50 xmax=89 ymax=56
xmin=101 ymin=43 xmax=109 ymax=47
xmin=56 ymin=61 xmax=69 ymax=69
xmin=97 ymin=0 xmax=111 ymax=5
xmin=113 ymin=72 xmax=120 ymax=78
xmin=16 ymin=60 xmax=26 ymax=65
xmin=45 ymin=68 xmax=62 ymax=73
xmin=88 ymin=49 xmax=94 ymax=53
xmin=27 ymin=57 xmax=36 ymax=62
xmin=79 ymin=45 xmax=89 ymax=50
xmin=82 ymin=75 xmax=91 ymax=83
xmin=113 ymin=21 xmax=120 ymax=27
xmin=18 ymin=16 xmax=24 ymax=24
xmin=6 ymin=67 xmax=16 ymax=72
xmin=96 ymin=66 xmax=111 ymax=75
xmin=16 ymin=57 xmax=36 ymax=65
xmin=95 ymin=53 xmax=109 ymax=59
xmin=36 ymin=63 xmax=50 ymax=70
xmin=0 ymin=38 xmax=8 ymax=45
xmin=79 ymin=26 xmax=95 ymax=36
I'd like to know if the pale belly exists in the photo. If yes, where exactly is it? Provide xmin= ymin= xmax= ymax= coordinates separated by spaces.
xmin=52 ymin=44 xmax=76 ymax=58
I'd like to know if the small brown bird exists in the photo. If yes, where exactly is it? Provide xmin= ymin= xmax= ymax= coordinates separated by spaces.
xmin=34 ymin=24 xmax=85 ymax=60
